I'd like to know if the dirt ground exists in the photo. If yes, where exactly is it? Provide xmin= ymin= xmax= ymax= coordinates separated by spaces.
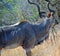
xmin=1 ymin=25 xmax=60 ymax=56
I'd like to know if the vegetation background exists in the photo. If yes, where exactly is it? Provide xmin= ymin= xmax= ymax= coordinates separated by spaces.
xmin=0 ymin=0 xmax=60 ymax=56
xmin=0 ymin=0 xmax=60 ymax=26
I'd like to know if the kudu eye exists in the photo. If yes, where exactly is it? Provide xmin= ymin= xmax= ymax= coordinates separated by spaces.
xmin=40 ymin=12 xmax=46 ymax=18
xmin=45 ymin=0 xmax=50 ymax=2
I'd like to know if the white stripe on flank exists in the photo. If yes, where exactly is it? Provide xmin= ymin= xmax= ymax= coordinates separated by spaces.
xmin=0 ymin=22 xmax=20 ymax=28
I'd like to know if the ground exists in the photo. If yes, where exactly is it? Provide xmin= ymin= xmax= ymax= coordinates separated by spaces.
xmin=1 ymin=25 xmax=60 ymax=56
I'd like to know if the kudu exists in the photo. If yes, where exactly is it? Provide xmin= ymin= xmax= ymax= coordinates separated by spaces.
xmin=0 ymin=0 xmax=59 ymax=56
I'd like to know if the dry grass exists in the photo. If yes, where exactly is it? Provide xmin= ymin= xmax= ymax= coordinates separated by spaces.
xmin=1 ymin=25 xmax=60 ymax=56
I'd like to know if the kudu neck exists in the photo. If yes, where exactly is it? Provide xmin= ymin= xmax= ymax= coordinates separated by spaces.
xmin=39 ymin=17 xmax=53 ymax=30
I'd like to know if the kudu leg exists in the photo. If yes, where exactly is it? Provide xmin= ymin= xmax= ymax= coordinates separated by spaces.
xmin=0 ymin=50 xmax=1 ymax=56
xmin=26 ymin=49 xmax=32 ymax=56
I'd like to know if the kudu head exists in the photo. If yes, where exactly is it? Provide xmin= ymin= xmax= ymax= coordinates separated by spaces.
xmin=46 ymin=1 xmax=59 ymax=27
xmin=28 ymin=0 xmax=59 ymax=26
xmin=40 ymin=0 xmax=59 ymax=27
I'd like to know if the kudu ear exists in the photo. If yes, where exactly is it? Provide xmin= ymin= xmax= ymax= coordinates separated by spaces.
xmin=47 ymin=13 xmax=51 ymax=17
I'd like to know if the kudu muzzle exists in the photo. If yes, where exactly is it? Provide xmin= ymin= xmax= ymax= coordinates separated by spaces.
xmin=55 ymin=19 xmax=59 ymax=25
xmin=46 ymin=0 xmax=59 ymax=26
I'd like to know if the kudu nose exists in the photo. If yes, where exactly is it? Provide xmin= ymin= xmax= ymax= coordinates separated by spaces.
xmin=55 ymin=19 xmax=59 ymax=25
